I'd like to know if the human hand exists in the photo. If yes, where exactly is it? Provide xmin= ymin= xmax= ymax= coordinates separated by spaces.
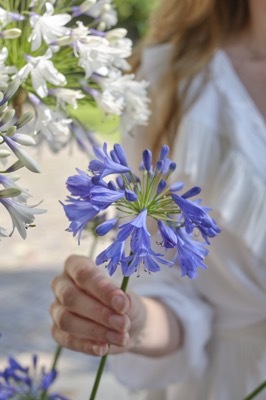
xmin=50 ymin=255 xmax=146 ymax=357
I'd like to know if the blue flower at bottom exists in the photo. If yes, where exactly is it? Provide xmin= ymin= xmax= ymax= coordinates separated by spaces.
xmin=0 ymin=355 xmax=69 ymax=400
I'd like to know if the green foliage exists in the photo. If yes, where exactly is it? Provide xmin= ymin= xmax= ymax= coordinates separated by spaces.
xmin=114 ymin=0 xmax=159 ymax=41
xmin=71 ymin=104 xmax=121 ymax=143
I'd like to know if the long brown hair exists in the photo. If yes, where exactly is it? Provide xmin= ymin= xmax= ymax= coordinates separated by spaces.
xmin=132 ymin=0 xmax=250 ymax=151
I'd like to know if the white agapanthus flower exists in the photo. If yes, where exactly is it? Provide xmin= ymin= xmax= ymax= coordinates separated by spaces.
xmin=0 ymin=174 xmax=31 ymax=203
xmin=72 ymin=0 xmax=97 ymax=17
xmin=29 ymin=2 xmax=71 ymax=51
xmin=0 ymin=197 xmax=45 ymax=239
xmin=0 ymin=47 xmax=18 ymax=82
xmin=0 ymin=82 xmax=45 ymax=239
xmin=2 ymin=134 xmax=41 ymax=173
xmin=86 ymin=0 xmax=118 ymax=29
xmin=105 ymin=28 xmax=132 ymax=71
xmin=29 ymin=94 xmax=72 ymax=152
xmin=75 ymin=33 xmax=132 ymax=78
xmin=94 ymin=74 xmax=151 ymax=133
xmin=0 ymin=7 xmax=24 ymax=28
xmin=16 ymin=49 xmax=66 ymax=98
xmin=49 ymin=88 xmax=85 ymax=109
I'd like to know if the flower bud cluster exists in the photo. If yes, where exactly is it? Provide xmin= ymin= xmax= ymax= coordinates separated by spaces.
xmin=62 ymin=143 xmax=220 ymax=278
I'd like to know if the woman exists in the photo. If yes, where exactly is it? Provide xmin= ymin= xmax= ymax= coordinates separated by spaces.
xmin=50 ymin=0 xmax=266 ymax=399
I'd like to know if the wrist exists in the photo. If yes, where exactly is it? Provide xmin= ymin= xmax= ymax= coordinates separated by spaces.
xmin=128 ymin=296 xmax=183 ymax=357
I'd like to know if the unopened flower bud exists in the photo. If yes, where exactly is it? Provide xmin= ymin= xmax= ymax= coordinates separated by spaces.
xmin=11 ymin=133 xmax=36 ymax=146
xmin=0 ymin=109 xmax=15 ymax=127
xmin=105 ymin=28 xmax=127 ymax=40
xmin=0 ymin=150 xmax=11 ymax=158
xmin=125 ymin=189 xmax=137 ymax=202
xmin=1 ymin=28 xmax=21 ymax=39
xmin=1 ymin=80 xmax=20 ymax=104
xmin=157 ymin=179 xmax=167 ymax=194
xmin=142 ymin=149 xmax=152 ymax=172
xmin=0 ymin=187 xmax=22 ymax=199
xmin=96 ymin=218 xmax=117 ymax=236
xmin=97 ymin=21 xmax=106 ymax=31
xmin=0 ymin=82 xmax=8 ymax=91
xmin=5 ymin=126 xmax=17 ymax=137
xmin=15 ymin=112 xmax=34 ymax=129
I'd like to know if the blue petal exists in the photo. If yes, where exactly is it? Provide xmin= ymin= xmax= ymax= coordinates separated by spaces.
xmin=170 ymin=181 xmax=184 ymax=192
xmin=90 ymin=187 xmax=124 ymax=207
xmin=125 ymin=189 xmax=137 ymax=202
xmin=95 ymin=218 xmax=117 ymax=236
xmin=41 ymin=370 xmax=57 ymax=390
xmin=114 ymin=144 xmax=128 ymax=166
xmin=159 ymin=145 xmax=169 ymax=160
xmin=158 ymin=220 xmax=177 ymax=248
xmin=142 ymin=149 xmax=152 ymax=172
xmin=182 ymin=186 xmax=201 ymax=199
xmin=157 ymin=179 xmax=167 ymax=194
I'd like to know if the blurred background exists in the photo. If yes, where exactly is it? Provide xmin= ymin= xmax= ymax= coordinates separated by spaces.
xmin=0 ymin=1 xmax=157 ymax=399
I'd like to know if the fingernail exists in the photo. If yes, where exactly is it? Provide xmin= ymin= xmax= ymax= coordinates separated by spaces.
xmin=111 ymin=295 xmax=126 ymax=313
xmin=92 ymin=345 xmax=108 ymax=356
xmin=106 ymin=331 xmax=129 ymax=346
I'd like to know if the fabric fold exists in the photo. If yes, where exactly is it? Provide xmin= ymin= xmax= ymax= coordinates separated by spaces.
xmin=173 ymin=116 xmax=266 ymax=263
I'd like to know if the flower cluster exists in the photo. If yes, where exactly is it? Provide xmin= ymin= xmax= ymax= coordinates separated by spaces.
xmin=0 ymin=0 xmax=150 ymax=153
xmin=0 ymin=81 xmax=45 ymax=239
xmin=0 ymin=355 xmax=68 ymax=399
xmin=62 ymin=143 xmax=221 ymax=279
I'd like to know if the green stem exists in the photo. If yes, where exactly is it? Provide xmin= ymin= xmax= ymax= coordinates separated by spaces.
xmin=89 ymin=275 xmax=130 ymax=400
xmin=243 ymin=381 xmax=266 ymax=400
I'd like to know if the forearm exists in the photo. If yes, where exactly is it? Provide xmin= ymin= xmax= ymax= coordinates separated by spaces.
xmin=128 ymin=295 xmax=184 ymax=357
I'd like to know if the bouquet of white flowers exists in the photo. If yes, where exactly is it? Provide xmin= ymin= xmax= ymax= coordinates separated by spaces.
xmin=0 ymin=0 xmax=150 ymax=153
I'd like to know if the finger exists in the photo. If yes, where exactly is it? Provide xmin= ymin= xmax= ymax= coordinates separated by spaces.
xmin=51 ymin=325 xmax=130 ymax=356
xmin=64 ymin=255 xmax=130 ymax=314
xmin=51 ymin=324 xmax=109 ymax=357
xmin=50 ymin=301 xmax=130 ymax=347
xmin=51 ymin=275 xmax=131 ymax=333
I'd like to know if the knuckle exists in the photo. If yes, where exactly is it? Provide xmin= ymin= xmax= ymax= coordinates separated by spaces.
xmin=56 ymin=308 xmax=70 ymax=331
xmin=49 ymin=301 xmax=56 ymax=318
xmin=72 ymin=262 xmax=90 ymax=285
xmin=99 ymin=307 xmax=112 ymax=325
xmin=65 ymin=254 xmax=78 ymax=268
xmin=120 ymin=315 xmax=131 ymax=333
xmin=64 ymin=333 xmax=74 ymax=349
xmin=50 ymin=275 xmax=60 ymax=293
xmin=58 ymin=284 xmax=76 ymax=308
xmin=51 ymin=325 xmax=58 ymax=342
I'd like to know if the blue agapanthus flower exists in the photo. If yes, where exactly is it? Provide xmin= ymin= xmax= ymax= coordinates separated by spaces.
xmin=0 ymin=355 xmax=68 ymax=399
xmin=61 ymin=143 xmax=221 ymax=278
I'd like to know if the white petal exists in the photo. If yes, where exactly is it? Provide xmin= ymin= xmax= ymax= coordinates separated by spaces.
xmin=31 ymin=68 xmax=48 ymax=98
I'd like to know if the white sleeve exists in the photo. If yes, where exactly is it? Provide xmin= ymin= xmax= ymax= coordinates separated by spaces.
xmin=109 ymin=264 xmax=213 ymax=390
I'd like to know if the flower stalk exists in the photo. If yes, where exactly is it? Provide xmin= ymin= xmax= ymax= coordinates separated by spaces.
xmin=243 ymin=381 xmax=266 ymax=400
xmin=89 ymin=275 xmax=130 ymax=400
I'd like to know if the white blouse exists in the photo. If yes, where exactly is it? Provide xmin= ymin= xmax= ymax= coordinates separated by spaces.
xmin=110 ymin=46 xmax=266 ymax=400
